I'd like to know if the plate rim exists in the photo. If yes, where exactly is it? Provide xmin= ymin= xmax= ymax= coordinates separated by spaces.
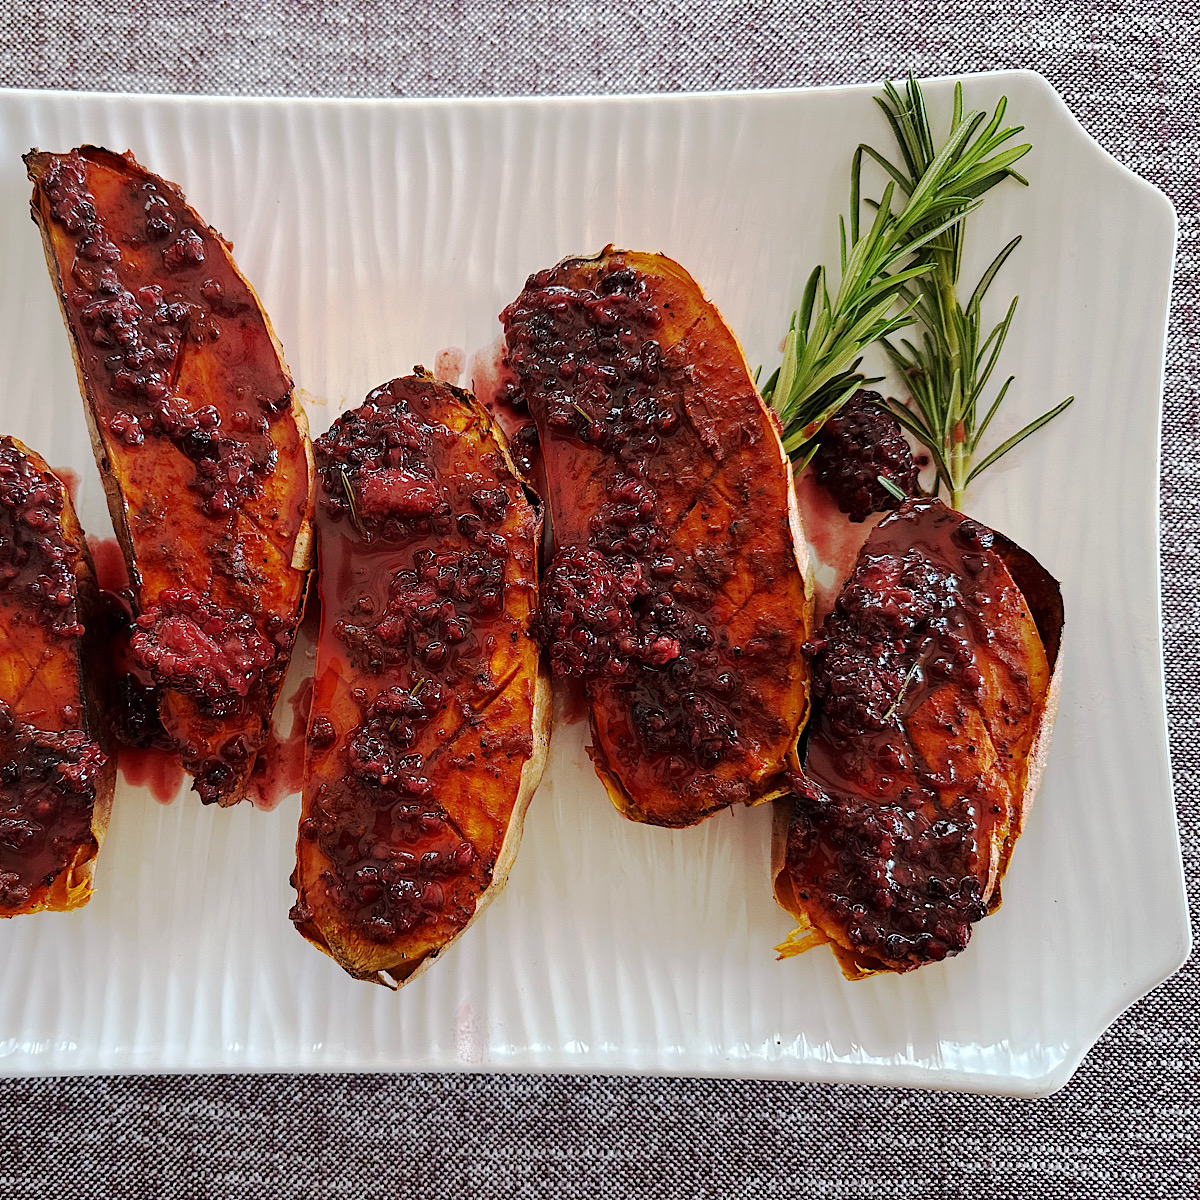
xmin=0 ymin=69 xmax=1187 ymax=1095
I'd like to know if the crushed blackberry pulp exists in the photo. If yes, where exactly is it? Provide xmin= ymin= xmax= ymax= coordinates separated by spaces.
xmin=0 ymin=702 xmax=105 ymax=910
xmin=0 ymin=440 xmax=107 ymax=909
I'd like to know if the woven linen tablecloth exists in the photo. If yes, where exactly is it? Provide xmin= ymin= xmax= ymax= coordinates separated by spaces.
xmin=1 ymin=3 xmax=1197 ymax=1196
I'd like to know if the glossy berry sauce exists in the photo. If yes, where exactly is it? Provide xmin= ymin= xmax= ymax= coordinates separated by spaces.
xmin=502 ymin=253 xmax=806 ymax=821
xmin=295 ymin=377 xmax=539 ymax=959
xmin=786 ymin=498 xmax=1040 ymax=972
xmin=0 ymin=440 xmax=108 ymax=909
xmin=34 ymin=151 xmax=283 ymax=519
xmin=29 ymin=148 xmax=310 ymax=803
xmin=0 ymin=703 xmax=106 ymax=909
xmin=0 ymin=441 xmax=86 ymax=642
xmin=52 ymin=465 xmax=81 ymax=506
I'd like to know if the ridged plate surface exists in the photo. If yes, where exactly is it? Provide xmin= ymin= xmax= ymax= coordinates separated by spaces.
xmin=0 ymin=72 xmax=1183 ymax=1094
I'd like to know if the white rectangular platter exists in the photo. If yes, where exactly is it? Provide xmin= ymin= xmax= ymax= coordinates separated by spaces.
xmin=0 ymin=72 xmax=1185 ymax=1095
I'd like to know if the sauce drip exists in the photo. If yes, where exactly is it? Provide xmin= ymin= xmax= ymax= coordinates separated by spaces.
xmin=117 ymin=744 xmax=184 ymax=804
xmin=554 ymin=677 xmax=589 ymax=726
xmin=794 ymin=467 xmax=881 ymax=624
xmin=468 ymin=335 xmax=542 ymax=490
xmin=248 ymin=678 xmax=312 ymax=811
xmin=86 ymin=535 xmax=130 ymax=592
xmin=94 ymin=583 xmax=183 ymax=798
xmin=52 ymin=465 xmax=81 ymax=506
xmin=433 ymin=346 xmax=465 ymax=385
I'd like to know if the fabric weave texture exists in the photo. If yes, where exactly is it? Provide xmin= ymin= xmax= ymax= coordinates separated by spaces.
xmin=1 ymin=1 xmax=1197 ymax=1196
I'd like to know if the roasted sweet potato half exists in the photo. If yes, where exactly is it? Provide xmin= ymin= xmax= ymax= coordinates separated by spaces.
xmin=772 ymin=498 xmax=1063 ymax=977
xmin=26 ymin=147 xmax=314 ymax=805
xmin=502 ymin=248 xmax=814 ymax=827
xmin=0 ymin=437 xmax=115 ymax=914
xmin=291 ymin=371 xmax=549 ymax=987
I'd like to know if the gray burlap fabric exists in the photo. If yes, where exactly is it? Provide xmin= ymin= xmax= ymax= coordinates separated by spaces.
xmin=1 ymin=2 xmax=1196 ymax=1196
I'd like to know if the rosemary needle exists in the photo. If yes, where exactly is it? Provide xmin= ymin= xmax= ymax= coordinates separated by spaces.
xmin=763 ymin=72 xmax=1043 ymax=468
xmin=338 ymin=467 xmax=365 ymax=535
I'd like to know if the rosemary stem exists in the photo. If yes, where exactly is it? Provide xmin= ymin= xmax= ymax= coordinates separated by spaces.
xmin=939 ymin=266 xmax=965 ymax=502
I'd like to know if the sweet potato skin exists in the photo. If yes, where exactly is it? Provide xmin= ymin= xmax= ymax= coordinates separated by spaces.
xmin=292 ymin=372 xmax=549 ymax=986
xmin=25 ymin=147 xmax=313 ymax=804
xmin=503 ymin=248 xmax=813 ymax=827
xmin=0 ymin=437 xmax=115 ymax=915
xmin=773 ymin=499 xmax=1063 ymax=977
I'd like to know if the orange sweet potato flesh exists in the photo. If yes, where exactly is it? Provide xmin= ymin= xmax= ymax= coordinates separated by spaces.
xmin=773 ymin=498 xmax=1063 ymax=977
xmin=291 ymin=372 xmax=549 ymax=986
xmin=26 ymin=147 xmax=313 ymax=805
xmin=502 ymin=248 xmax=813 ymax=827
xmin=0 ymin=437 xmax=115 ymax=914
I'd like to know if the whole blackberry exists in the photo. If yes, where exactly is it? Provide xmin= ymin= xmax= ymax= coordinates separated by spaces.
xmin=812 ymin=391 xmax=918 ymax=522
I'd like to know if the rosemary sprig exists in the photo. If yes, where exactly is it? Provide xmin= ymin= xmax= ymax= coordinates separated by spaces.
xmin=763 ymin=75 xmax=1037 ymax=462
xmin=869 ymin=75 xmax=1074 ymax=509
